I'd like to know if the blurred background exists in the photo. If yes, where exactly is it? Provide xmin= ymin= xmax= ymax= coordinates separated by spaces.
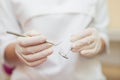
xmin=101 ymin=0 xmax=120 ymax=80
xmin=0 ymin=0 xmax=120 ymax=80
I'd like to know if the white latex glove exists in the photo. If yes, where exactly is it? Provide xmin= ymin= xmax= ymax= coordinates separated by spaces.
xmin=15 ymin=31 xmax=53 ymax=67
xmin=71 ymin=28 xmax=104 ymax=57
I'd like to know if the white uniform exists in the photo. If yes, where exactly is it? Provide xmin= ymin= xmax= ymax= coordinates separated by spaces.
xmin=0 ymin=0 xmax=109 ymax=80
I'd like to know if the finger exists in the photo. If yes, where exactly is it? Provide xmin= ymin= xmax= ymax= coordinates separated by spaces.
xmin=26 ymin=58 xmax=47 ymax=67
xmin=80 ymin=47 xmax=97 ymax=57
xmin=22 ymin=43 xmax=53 ymax=55
xmin=78 ymin=41 xmax=96 ymax=52
xmin=19 ymin=35 xmax=46 ymax=47
xmin=22 ymin=48 xmax=53 ymax=62
xmin=15 ymin=49 xmax=28 ymax=65
xmin=71 ymin=35 xmax=95 ymax=52
xmin=15 ymin=45 xmax=47 ymax=67
xmin=15 ymin=45 xmax=30 ymax=65
xmin=24 ymin=31 xmax=41 ymax=37
xmin=80 ymin=36 xmax=100 ymax=57
xmin=71 ymin=28 xmax=92 ymax=42
xmin=80 ymin=50 xmax=97 ymax=57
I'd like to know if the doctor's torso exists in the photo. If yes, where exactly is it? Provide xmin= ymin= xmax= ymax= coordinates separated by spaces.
xmin=12 ymin=0 xmax=96 ymax=41
xmin=10 ymin=0 xmax=106 ymax=80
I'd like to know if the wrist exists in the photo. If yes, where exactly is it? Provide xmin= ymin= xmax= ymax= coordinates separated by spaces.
xmin=2 ymin=63 xmax=15 ymax=75
xmin=4 ymin=42 xmax=20 ymax=66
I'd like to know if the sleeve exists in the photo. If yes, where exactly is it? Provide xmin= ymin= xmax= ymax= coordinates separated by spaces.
xmin=0 ymin=0 xmax=22 ymax=68
xmin=93 ymin=0 xmax=110 ymax=54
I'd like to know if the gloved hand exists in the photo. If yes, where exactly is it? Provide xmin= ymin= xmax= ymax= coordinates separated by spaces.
xmin=15 ymin=31 xmax=53 ymax=67
xmin=70 ymin=28 xmax=104 ymax=57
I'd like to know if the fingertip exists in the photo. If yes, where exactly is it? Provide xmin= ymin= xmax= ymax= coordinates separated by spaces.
xmin=80 ymin=50 xmax=92 ymax=57
xmin=48 ymin=43 xmax=53 ymax=47
xmin=41 ymin=36 xmax=47 ymax=42
xmin=44 ymin=48 xmax=54 ymax=57
xmin=42 ymin=57 xmax=47 ymax=62
xmin=48 ymin=49 xmax=53 ymax=55
xmin=71 ymin=42 xmax=80 ymax=50
xmin=80 ymin=50 xmax=86 ymax=55
xmin=71 ymin=43 xmax=75 ymax=49
xmin=71 ymin=48 xmax=78 ymax=53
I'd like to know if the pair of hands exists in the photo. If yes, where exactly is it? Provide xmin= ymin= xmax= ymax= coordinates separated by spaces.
xmin=15 ymin=28 xmax=104 ymax=67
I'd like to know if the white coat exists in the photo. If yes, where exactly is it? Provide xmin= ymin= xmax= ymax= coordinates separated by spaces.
xmin=0 ymin=0 xmax=109 ymax=80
